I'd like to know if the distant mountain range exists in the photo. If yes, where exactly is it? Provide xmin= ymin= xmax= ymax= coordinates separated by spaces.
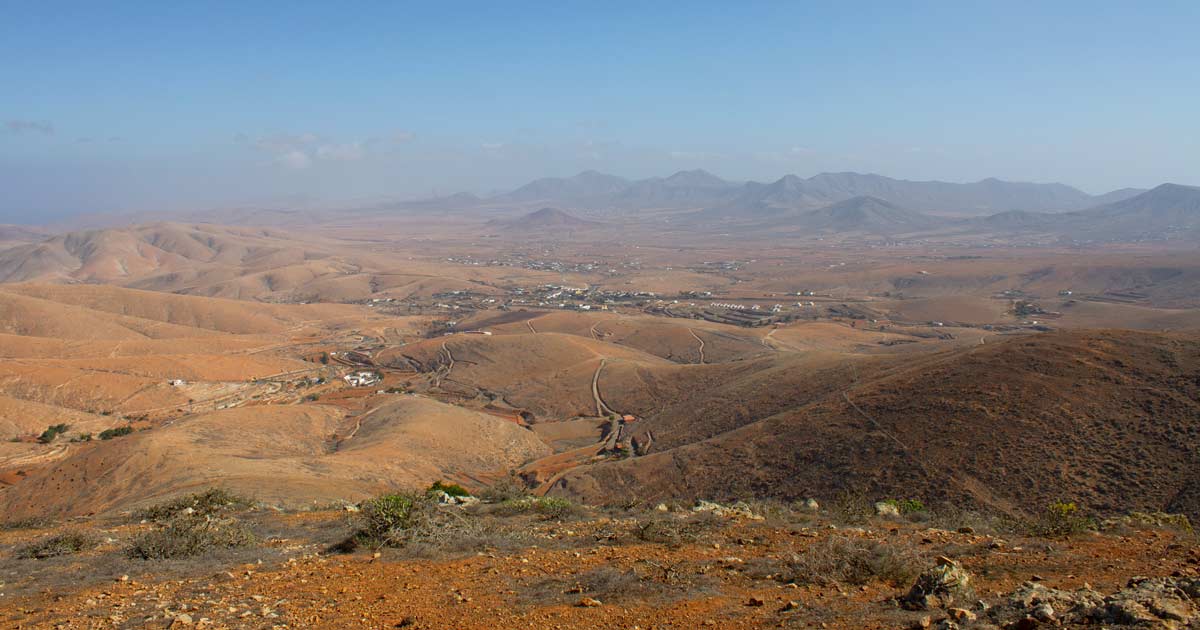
xmin=476 ymin=169 xmax=1149 ymax=216
xmin=686 ymin=182 xmax=1200 ymax=242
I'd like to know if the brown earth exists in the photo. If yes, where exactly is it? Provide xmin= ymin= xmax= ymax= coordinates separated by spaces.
xmin=0 ymin=500 xmax=1197 ymax=629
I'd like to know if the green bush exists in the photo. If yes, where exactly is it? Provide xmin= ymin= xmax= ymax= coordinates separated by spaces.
xmin=126 ymin=515 xmax=254 ymax=560
xmin=37 ymin=423 xmax=71 ymax=444
xmin=883 ymin=498 xmax=928 ymax=514
xmin=353 ymin=492 xmax=438 ymax=548
xmin=98 ymin=426 xmax=134 ymax=440
xmin=15 ymin=530 xmax=99 ymax=559
xmin=1028 ymin=501 xmax=1096 ymax=537
xmin=494 ymin=496 xmax=580 ymax=519
xmin=134 ymin=488 xmax=249 ymax=522
xmin=428 ymin=481 xmax=471 ymax=498
xmin=342 ymin=491 xmax=527 ymax=555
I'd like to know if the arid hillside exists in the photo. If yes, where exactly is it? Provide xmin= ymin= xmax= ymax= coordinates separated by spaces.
xmin=548 ymin=330 xmax=1200 ymax=519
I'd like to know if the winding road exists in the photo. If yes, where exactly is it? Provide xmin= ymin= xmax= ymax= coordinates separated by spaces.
xmin=688 ymin=328 xmax=706 ymax=364
xmin=591 ymin=358 xmax=615 ymax=417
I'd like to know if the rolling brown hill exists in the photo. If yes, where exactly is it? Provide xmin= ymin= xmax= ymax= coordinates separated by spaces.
xmin=0 ymin=397 xmax=550 ymax=519
xmin=546 ymin=330 xmax=1200 ymax=518
xmin=487 ymin=207 xmax=602 ymax=231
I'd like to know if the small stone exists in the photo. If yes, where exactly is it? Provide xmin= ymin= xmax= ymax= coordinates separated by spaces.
xmin=577 ymin=597 xmax=602 ymax=607
xmin=172 ymin=614 xmax=193 ymax=626
xmin=947 ymin=608 xmax=976 ymax=622
xmin=874 ymin=501 xmax=901 ymax=518
xmin=781 ymin=601 xmax=800 ymax=612
xmin=746 ymin=596 xmax=765 ymax=607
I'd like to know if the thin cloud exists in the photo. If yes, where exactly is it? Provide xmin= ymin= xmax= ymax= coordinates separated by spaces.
xmin=5 ymin=119 xmax=54 ymax=135
xmin=669 ymin=150 xmax=721 ymax=160
xmin=277 ymin=150 xmax=312 ymax=169
xmin=245 ymin=130 xmax=413 ymax=167
xmin=316 ymin=142 xmax=365 ymax=161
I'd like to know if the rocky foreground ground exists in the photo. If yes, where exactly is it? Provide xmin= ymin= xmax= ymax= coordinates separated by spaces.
xmin=0 ymin=494 xmax=1197 ymax=629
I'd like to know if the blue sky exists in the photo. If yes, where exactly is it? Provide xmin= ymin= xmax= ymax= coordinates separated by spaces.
xmin=1 ymin=1 xmax=1198 ymax=221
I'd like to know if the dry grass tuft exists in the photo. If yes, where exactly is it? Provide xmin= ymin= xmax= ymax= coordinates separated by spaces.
xmin=126 ymin=515 xmax=255 ymax=560
xmin=754 ymin=536 xmax=927 ymax=587
xmin=15 ymin=530 xmax=100 ymax=559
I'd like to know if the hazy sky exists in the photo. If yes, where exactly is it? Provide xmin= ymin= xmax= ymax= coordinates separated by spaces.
xmin=2 ymin=2 xmax=1198 ymax=222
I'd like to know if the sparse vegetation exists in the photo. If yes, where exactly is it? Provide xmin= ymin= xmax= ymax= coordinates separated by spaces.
xmin=343 ymin=491 xmax=524 ymax=554
xmin=759 ymin=536 xmax=926 ymax=587
xmin=1 ymin=517 xmax=50 ymax=530
xmin=37 ymin=423 xmax=71 ymax=444
xmin=1027 ymin=501 xmax=1097 ymax=537
xmin=428 ymin=480 xmax=471 ymax=498
xmin=827 ymin=489 xmax=873 ymax=525
xmin=98 ymin=425 xmax=134 ymax=440
xmin=125 ymin=515 xmax=255 ymax=560
xmin=70 ymin=432 xmax=93 ymax=442
xmin=134 ymin=488 xmax=250 ymax=523
xmin=352 ymin=492 xmax=435 ymax=547
xmin=15 ymin=530 xmax=100 ymax=559
xmin=523 ymin=565 xmax=713 ymax=607
xmin=635 ymin=512 xmax=723 ymax=547
xmin=882 ymin=498 xmax=927 ymax=515
xmin=493 ymin=496 xmax=580 ymax=519
xmin=478 ymin=471 xmax=531 ymax=503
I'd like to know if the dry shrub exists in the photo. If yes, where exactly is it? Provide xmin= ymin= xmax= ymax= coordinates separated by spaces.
xmin=489 ymin=496 xmax=582 ymax=520
xmin=827 ymin=489 xmax=873 ymax=525
xmin=15 ymin=530 xmax=100 ymax=559
xmin=341 ymin=491 xmax=527 ymax=555
xmin=477 ymin=472 xmax=531 ymax=503
xmin=523 ymin=564 xmax=713 ymax=606
xmin=1025 ymin=501 xmax=1097 ymax=538
xmin=775 ymin=536 xmax=926 ymax=587
xmin=126 ymin=515 xmax=255 ymax=560
xmin=0 ymin=517 xmax=49 ymax=531
xmin=635 ymin=512 xmax=723 ymax=547
xmin=134 ymin=488 xmax=250 ymax=523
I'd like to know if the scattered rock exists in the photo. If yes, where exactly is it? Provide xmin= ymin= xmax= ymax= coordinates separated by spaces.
xmin=947 ymin=607 xmax=976 ymax=622
xmin=986 ymin=576 xmax=1200 ymax=627
xmin=901 ymin=557 xmax=973 ymax=610
xmin=692 ymin=500 xmax=763 ymax=520
xmin=1103 ymin=511 xmax=1194 ymax=533
xmin=746 ymin=596 xmax=765 ymax=607
xmin=433 ymin=491 xmax=479 ymax=506
xmin=577 ymin=597 xmax=602 ymax=608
